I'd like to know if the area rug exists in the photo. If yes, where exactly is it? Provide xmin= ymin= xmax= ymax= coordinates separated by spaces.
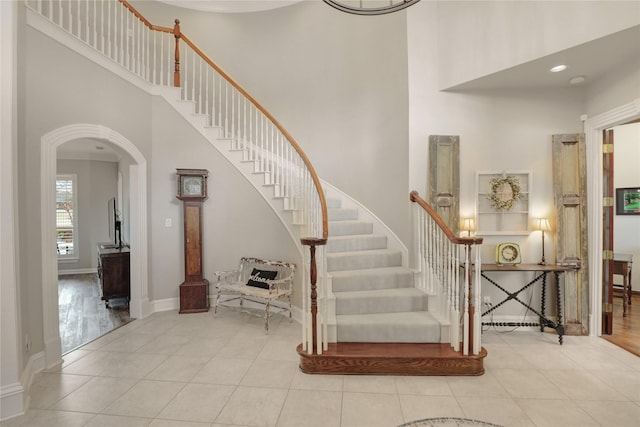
xmin=399 ymin=417 xmax=502 ymax=427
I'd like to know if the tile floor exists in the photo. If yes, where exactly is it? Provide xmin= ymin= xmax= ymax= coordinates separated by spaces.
xmin=3 ymin=308 xmax=640 ymax=427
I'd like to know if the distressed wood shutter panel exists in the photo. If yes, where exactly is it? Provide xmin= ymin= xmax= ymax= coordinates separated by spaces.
xmin=552 ymin=133 xmax=589 ymax=335
xmin=428 ymin=135 xmax=460 ymax=233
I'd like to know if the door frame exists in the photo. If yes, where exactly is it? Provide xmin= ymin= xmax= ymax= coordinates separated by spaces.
xmin=585 ymin=98 xmax=640 ymax=336
xmin=41 ymin=124 xmax=150 ymax=369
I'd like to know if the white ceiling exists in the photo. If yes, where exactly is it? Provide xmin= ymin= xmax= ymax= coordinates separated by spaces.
xmin=447 ymin=25 xmax=640 ymax=91
xmin=57 ymin=139 xmax=121 ymax=162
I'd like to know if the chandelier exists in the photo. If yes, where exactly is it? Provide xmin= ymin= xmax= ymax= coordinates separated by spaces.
xmin=323 ymin=0 xmax=421 ymax=15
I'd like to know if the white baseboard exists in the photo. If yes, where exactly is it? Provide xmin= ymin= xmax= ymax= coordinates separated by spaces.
xmin=57 ymin=268 xmax=97 ymax=276
xmin=1 ymin=350 xmax=45 ymax=422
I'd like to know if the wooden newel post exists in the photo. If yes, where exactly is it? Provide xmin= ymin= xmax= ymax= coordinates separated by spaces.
xmin=301 ymin=237 xmax=327 ymax=354
xmin=173 ymin=19 xmax=181 ymax=87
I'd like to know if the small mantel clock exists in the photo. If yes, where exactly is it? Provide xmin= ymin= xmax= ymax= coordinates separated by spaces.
xmin=176 ymin=168 xmax=209 ymax=313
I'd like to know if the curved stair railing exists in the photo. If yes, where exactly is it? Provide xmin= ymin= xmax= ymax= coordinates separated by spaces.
xmin=410 ymin=191 xmax=484 ymax=355
xmin=26 ymin=0 xmax=328 ymax=352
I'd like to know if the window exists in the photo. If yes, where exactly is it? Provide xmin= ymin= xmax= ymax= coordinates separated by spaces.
xmin=56 ymin=175 xmax=77 ymax=259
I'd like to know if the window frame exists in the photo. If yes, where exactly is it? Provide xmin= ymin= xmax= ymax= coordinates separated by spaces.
xmin=56 ymin=174 xmax=79 ymax=262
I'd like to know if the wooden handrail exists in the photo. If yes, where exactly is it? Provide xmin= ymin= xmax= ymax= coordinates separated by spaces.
xmin=118 ymin=0 xmax=328 ymax=240
xmin=410 ymin=191 xmax=483 ymax=246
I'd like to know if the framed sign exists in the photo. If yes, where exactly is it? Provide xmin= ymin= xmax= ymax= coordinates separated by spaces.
xmin=616 ymin=187 xmax=640 ymax=215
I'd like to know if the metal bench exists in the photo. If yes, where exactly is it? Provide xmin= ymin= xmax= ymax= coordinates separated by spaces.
xmin=213 ymin=257 xmax=295 ymax=333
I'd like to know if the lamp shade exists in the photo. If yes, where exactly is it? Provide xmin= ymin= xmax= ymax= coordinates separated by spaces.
xmin=461 ymin=218 xmax=476 ymax=232
xmin=537 ymin=218 xmax=551 ymax=231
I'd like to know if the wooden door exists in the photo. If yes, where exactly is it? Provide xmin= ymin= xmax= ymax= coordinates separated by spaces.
xmin=428 ymin=135 xmax=460 ymax=233
xmin=602 ymin=129 xmax=615 ymax=334
xmin=552 ymin=133 xmax=588 ymax=335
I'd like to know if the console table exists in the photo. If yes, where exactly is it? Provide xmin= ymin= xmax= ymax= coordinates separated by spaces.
xmin=480 ymin=264 xmax=578 ymax=344
xmin=613 ymin=253 xmax=633 ymax=317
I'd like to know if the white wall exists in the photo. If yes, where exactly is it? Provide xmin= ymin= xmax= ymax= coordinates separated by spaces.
xmin=148 ymin=98 xmax=301 ymax=302
xmin=56 ymin=159 xmax=118 ymax=271
xmin=408 ymin=1 xmax=587 ymax=316
xmin=436 ymin=1 xmax=640 ymax=89
xmin=613 ymin=123 xmax=640 ymax=292
xmin=131 ymin=0 xmax=412 ymax=246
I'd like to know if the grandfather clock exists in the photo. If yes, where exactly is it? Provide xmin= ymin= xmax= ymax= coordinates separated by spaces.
xmin=176 ymin=168 xmax=209 ymax=313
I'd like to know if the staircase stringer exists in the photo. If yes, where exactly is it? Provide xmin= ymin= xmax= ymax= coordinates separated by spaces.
xmin=155 ymin=88 xmax=310 ymax=252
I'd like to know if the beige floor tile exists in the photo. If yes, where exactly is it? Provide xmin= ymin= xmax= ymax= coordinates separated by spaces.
xmin=277 ymin=389 xmax=342 ymax=427
xmin=492 ymin=369 xmax=567 ymax=399
xmin=99 ymin=352 xmax=169 ymax=379
xmin=52 ymin=376 xmax=138 ymax=413
xmin=576 ymin=399 xmax=640 ymax=427
xmin=136 ymin=334 xmax=193 ymax=355
xmin=145 ymin=354 xmax=211 ymax=382
xmin=98 ymin=332 xmax=157 ymax=353
xmin=174 ymin=336 xmax=230 ymax=357
xmin=214 ymin=386 xmax=288 ymax=426
xmin=257 ymin=337 xmax=300 ymax=361
xmin=341 ymin=392 xmax=403 ymax=427
xmin=0 ymin=409 xmax=95 ymax=427
xmin=290 ymin=370 xmax=344 ymax=391
xmin=343 ymin=375 xmax=397 ymax=394
xmin=103 ymin=380 xmax=185 ymax=418
xmin=447 ymin=372 xmax=510 ymax=398
xmin=215 ymin=333 xmax=269 ymax=359
xmin=151 ymin=421 xmax=212 ymax=427
xmin=590 ymin=369 xmax=640 ymax=402
xmin=192 ymin=357 xmax=253 ymax=385
xmin=28 ymin=372 xmax=92 ymax=409
xmin=240 ymin=359 xmax=298 ymax=388
xmin=456 ymin=396 xmax=536 ymax=427
xmin=398 ymin=395 xmax=464 ymax=424
xmin=540 ymin=369 xmax=627 ymax=401
xmin=84 ymin=414 xmax=152 ymax=427
xmin=158 ymin=383 xmax=235 ymax=423
xmin=516 ymin=398 xmax=599 ymax=427
xmin=395 ymin=376 xmax=453 ymax=396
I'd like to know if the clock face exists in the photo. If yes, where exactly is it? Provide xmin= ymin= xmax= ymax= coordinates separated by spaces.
xmin=182 ymin=176 xmax=203 ymax=197
xmin=502 ymin=245 xmax=517 ymax=261
xmin=496 ymin=243 xmax=521 ymax=265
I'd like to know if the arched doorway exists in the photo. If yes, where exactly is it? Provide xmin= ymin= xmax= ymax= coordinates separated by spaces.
xmin=41 ymin=124 xmax=150 ymax=368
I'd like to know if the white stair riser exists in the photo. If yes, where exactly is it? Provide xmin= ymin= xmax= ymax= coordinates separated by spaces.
xmin=336 ymin=292 xmax=427 ymax=315
xmin=331 ymin=268 xmax=415 ymax=292
xmin=329 ymin=221 xmax=373 ymax=236
xmin=327 ymin=235 xmax=388 ymax=252
xmin=328 ymin=208 xmax=358 ymax=221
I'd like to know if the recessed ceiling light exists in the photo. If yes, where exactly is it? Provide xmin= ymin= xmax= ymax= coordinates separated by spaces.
xmin=96 ymin=146 xmax=104 ymax=150
xmin=550 ymin=64 xmax=568 ymax=73
xmin=569 ymin=76 xmax=586 ymax=85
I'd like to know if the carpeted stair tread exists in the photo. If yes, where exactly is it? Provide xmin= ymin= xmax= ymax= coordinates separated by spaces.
xmin=335 ymin=288 xmax=428 ymax=315
xmin=327 ymin=249 xmax=402 ymax=272
xmin=331 ymin=267 xmax=415 ymax=292
xmin=327 ymin=234 xmax=388 ymax=252
xmin=337 ymin=311 xmax=441 ymax=343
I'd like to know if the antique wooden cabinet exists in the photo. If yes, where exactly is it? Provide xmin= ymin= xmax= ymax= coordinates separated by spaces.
xmin=97 ymin=243 xmax=130 ymax=308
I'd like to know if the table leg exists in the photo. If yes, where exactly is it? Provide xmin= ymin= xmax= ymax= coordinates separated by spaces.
xmin=540 ymin=272 xmax=547 ymax=332
xmin=622 ymin=265 xmax=630 ymax=317
xmin=555 ymin=272 xmax=564 ymax=345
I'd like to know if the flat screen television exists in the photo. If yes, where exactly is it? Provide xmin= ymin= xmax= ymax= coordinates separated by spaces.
xmin=107 ymin=197 xmax=123 ymax=247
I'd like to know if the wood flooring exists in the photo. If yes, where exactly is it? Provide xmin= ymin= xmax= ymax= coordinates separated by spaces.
xmin=602 ymin=292 xmax=640 ymax=357
xmin=58 ymin=273 xmax=132 ymax=354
